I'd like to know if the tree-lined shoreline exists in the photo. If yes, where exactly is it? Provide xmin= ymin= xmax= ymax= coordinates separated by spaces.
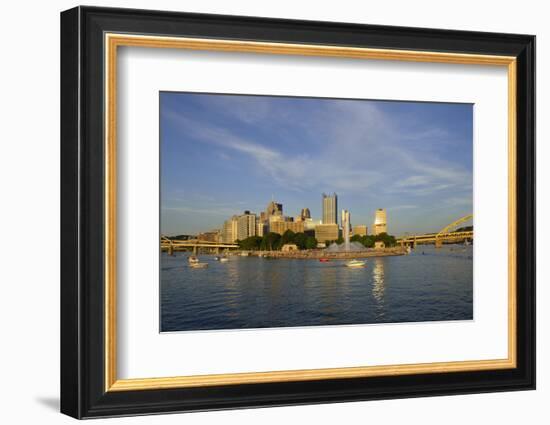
xmin=236 ymin=229 xmax=397 ymax=251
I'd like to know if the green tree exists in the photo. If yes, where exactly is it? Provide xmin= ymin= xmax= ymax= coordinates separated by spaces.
xmin=281 ymin=229 xmax=296 ymax=243
xmin=293 ymin=232 xmax=308 ymax=250
xmin=238 ymin=236 xmax=262 ymax=250
xmin=372 ymin=232 xmax=397 ymax=247
xmin=359 ymin=235 xmax=375 ymax=248
xmin=276 ymin=229 xmax=296 ymax=250
xmin=305 ymin=236 xmax=318 ymax=250
xmin=260 ymin=232 xmax=281 ymax=251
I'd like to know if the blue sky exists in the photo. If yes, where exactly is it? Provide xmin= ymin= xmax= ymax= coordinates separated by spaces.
xmin=160 ymin=92 xmax=473 ymax=237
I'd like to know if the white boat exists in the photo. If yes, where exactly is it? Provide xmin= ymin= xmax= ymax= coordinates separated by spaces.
xmin=189 ymin=262 xmax=208 ymax=269
xmin=188 ymin=256 xmax=199 ymax=264
xmin=219 ymin=257 xmax=229 ymax=263
xmin=346 ymin=259 xmax=366 ymax=268
xmin=214 ymin=256 xmax=220 ymax=261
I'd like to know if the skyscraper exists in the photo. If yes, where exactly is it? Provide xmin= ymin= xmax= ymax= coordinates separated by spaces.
xmin=237 ymin=211 xmax=257 ymax=241
xmin=300 ymin=208 xmax=311 ymax=220
xmin=373 ymin=208 xmax=387 ymax=235
xmin=222 ymin=216 xmax=239 ymax=243
xmin=322 ymin=193 xmax=338 ymax=225
xmin=265 ymin=201 xmax=283 ymax=218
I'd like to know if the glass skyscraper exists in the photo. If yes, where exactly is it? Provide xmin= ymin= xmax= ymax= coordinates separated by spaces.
xmin=322 ymin=193 xmax=338 ymax=225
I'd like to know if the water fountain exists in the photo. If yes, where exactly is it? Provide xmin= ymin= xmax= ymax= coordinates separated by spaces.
xmin=324 ymin=209 xmax=368 ymax=253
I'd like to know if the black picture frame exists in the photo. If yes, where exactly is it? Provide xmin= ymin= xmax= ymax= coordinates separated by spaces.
xmin=61 ymin=5 xmax=535 ymax=419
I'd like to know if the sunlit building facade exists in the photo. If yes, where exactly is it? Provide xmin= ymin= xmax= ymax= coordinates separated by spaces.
xmin=237 ymin=211 xmax=257 ymax=241
xmin=197 ymin=231 xmax=220 ymax=242
xmin=314 ymin=223 xmax=339 ymax=243
xmin=256 ymin=221 xmax=265 ymax=237
xmin=353 ymin=225 xmax=368 ymax=236
xmin=373 ymin=208 xmax=387 ymax=235
xmin=270 ymin=220 xmax=305 ymax=235
xmin=222 ymin=216 xmax=239 ymax=243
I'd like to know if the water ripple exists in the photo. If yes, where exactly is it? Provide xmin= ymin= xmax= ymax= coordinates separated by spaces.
xmin=161 ymin=245 xmax=473 ymax=332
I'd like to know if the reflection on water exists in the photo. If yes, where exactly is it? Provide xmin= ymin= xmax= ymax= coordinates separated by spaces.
xmin=161 ymin=245 xmax=473 ymax=332
xmin=371 ymin=259 xmax=385 ymax=319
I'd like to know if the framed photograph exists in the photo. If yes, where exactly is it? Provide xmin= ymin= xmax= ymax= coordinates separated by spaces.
xmin=60 ymin=6 xmax=535 ymax=419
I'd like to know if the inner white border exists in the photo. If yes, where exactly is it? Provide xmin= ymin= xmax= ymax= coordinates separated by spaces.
xmin=117 ymin=46 xmax=509 ymax=379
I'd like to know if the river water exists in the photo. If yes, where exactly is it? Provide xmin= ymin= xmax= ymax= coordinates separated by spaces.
xmin=160 ymin=245 xmax=473 ymax=332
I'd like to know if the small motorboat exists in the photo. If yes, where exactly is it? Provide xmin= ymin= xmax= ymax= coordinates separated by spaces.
xmin=345 ymin=259 xmax=366 ymax=268
xmin=319 ymin=258 xmax=330 ymax=263
xmin=188 ymin=256 xmax=199 ymax=264
xmin=214 ymin=256 xmax=220 ymax=261
xmin=219 ymin=257 xmax=229 ymax=263
xmin=189 ymin=262 xmax=208 ymax=269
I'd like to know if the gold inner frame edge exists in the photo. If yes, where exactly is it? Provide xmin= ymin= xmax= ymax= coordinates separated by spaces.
xmin=104 ymin=33 xmax=518 ymax=392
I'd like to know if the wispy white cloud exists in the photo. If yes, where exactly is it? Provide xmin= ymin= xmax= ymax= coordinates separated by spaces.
xmin=165 ymin=110 xmax=381 ymax=193
xmin=164 ymin=100 xmax=471 ymax=200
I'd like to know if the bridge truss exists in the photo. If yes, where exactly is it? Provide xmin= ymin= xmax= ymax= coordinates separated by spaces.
xmin=161 ymin=236 xmax=239 ymax=255
xmin=396 ymin=214 xmax=473 ymax=248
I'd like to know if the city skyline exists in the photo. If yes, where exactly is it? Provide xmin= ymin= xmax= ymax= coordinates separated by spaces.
xmin=161 ymin=92 xmax=473 ymax=236
xmin=183 ymin=194 xmax=382 ymax=241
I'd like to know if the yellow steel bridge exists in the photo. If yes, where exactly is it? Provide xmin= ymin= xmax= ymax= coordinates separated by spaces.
xmin=160 ymin=235 xmax=239 ymax=255
xmin=396 ymin=214 xmax=473 ymax=248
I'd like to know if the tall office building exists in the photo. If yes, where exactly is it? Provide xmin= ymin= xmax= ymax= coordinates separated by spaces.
xmin=373 ymin=208 xmax=387 ymax=235
xmin=322 ymin=193 xmax=338 ymax=225
xmin=267 ymin=214 xmax=283 ymax=233
xmin=222 ymin=216 xmax=239 ymax=243
xmin=300 ymin=208 xmax=311 ymax=220
xmin=237 ymin=211 xmax=257 ymax=241
xmin=265 ymin=201 xmax=283 ymax=218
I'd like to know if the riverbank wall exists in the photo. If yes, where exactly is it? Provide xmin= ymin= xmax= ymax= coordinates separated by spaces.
xmin=234 ymin=247 xmax=407 ymax=259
